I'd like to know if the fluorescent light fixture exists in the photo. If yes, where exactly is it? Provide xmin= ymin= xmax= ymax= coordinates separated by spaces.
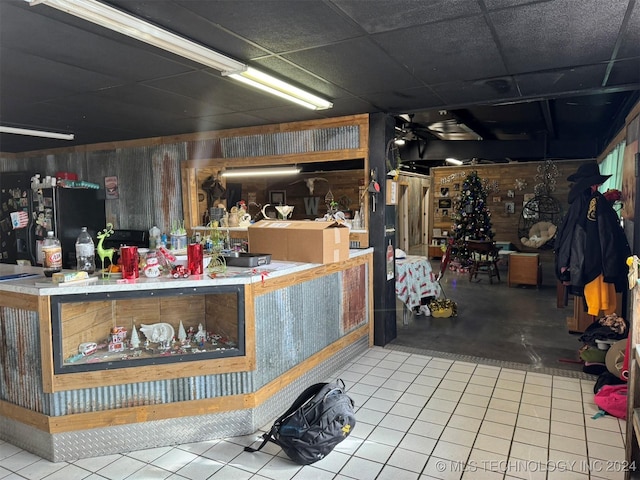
xmin=26 ymin=0 xmax=246 ymax=74
xmin=0 ymin=126 xmax=75 ymax=140
xmin=227 ymin=67 xmax=333 ymax=110
xmin=221 ymin=167 xmax=301 ymax=178
xmin=26 ymin=0 xmax=333 ymax=110
xmin=445 ymin=158 xmax=463 ymax=165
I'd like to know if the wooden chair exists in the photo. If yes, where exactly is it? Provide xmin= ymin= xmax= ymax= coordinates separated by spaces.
xmin=467 ymin=240 xmax=501 ymax=284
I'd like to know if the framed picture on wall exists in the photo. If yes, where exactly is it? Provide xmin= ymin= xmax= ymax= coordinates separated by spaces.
xmin=440 ymin=187 xmax=449 ymax=197
xmin=505 ymin=202 xmax=515 ymax=214
xmin=438 ymin=198 xmax=452 ymax=209
xmin=269 ymin=190 xmax=286 ymax=205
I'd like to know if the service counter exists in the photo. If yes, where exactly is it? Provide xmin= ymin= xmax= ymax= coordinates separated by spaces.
xmin=0 ymin=249 xmax=373 ymax=461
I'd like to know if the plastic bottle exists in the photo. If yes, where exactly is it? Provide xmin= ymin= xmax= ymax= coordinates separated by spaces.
xmin=42 ymin=231 xmax=62 ymax=277
xmin=75 ymin=227 xmax=96 ymax=274
xmin=149 ymin=226 xmax=161 ymax=250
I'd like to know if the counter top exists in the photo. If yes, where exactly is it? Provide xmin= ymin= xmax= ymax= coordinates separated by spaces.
xmin=0 ymin=248 xmax=373 ymax=296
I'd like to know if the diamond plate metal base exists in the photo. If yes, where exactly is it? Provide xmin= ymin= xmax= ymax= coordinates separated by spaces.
xmin=1 ymin=336 xmax=368 ymax=462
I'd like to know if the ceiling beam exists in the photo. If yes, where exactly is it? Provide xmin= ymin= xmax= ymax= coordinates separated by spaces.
xmin=400 ymin=138 xmax=599 ymax=162
xmin=540 ymin=100 xmax=556 ymax=140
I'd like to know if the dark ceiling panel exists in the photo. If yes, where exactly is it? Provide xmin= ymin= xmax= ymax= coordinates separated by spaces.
xmin=373 ymin=16 xmax=507 ymax=85
xmin=109 ymin=0 xmax=271 ymax=61
xmin=607 ymin=58 xmax=640 ymax=87
xmin=173 ymin=0 xmax=362 ymax=55
xmin=283 ymin=37 xmax=422 ymax=95
xmin=429 ymin=78 xmax=518 ymax=107
xmin=363 ymin=87 xmax=443 ymax=113
xmin=0 ymin=48 xmax=122 ymax=104
xmin=618 ymin=3 xmax=640 ymax=58
xmin=516 ymin=65 xmax=609 ymax=97
xmin=490 ymin=0 xmax=630 ymax=73
xmin=333 ymin=0 xmax=482 ymax=34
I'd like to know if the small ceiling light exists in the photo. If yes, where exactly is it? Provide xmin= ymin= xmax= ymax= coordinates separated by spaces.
xmin=394 ymin=138 xmax=406 ymax=146
xmin=0 ymin=125 xmax=74 ymax=140
xmin=445 ymin=158 xmax=463 ymax=165
xmin=221 ymin=167 xmax=301 ymax=178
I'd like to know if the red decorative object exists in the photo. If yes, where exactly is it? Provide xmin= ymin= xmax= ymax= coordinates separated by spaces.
xmin=604 ymin=188 xmax=622 ymax=204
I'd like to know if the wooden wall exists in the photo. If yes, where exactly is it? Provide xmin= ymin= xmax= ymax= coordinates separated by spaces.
xmin=193 ymin=168 xmax=363 ymax=223
xmin=429 ymin=159 xmax=587 ymax=249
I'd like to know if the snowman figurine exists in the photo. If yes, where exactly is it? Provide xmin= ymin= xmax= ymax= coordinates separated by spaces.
xmin=144 ymin=252 xmax=161 ymax=278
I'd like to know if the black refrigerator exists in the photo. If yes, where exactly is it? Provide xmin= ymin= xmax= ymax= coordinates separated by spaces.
xmin=0 ymin=171 xmax=33 ymax=264
xmin=31 ymin=186 xmax=106 ymax=269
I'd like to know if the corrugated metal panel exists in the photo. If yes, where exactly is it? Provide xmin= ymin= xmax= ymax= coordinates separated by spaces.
xmin=252 ymin=272 xmax=343 ymax=389
xmin=0 ymin=308 xmax=44 ymax=412
xmin=218 ymin=125 xmax=360 ymax=158
xmin=48 ymin=372 xmax=253 ymax=415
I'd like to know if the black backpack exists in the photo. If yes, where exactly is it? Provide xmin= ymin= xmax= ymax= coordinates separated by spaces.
xmin=244 ymin=379 xmax=356 ymax=465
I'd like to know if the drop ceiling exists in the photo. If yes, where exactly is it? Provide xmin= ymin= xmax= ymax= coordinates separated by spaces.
xmin=1 ymin=0 xmax=638 ymax=171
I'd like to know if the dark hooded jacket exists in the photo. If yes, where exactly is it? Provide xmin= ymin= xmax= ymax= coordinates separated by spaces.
xmin=554 ymin=186 xmax=630 ymax=296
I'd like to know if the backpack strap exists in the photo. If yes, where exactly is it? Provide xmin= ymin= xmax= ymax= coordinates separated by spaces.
xmin=244 ymin=382 xmax=328 ymax=454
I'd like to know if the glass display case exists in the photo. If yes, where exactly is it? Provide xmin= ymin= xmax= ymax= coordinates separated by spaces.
xmin=50 ymin=285 xmax=245 ymax=374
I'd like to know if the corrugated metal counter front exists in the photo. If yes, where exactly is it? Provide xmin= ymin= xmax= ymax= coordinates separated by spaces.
xmin=0 ymin=249 xmax=373 ymax=461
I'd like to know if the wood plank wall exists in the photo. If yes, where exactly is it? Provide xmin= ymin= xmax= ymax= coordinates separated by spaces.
xmin=429 ymin=160 xmax=588 ymax=250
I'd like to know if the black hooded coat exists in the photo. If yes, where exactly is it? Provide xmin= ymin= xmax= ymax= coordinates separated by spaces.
xmin=554 ymin=186 xmax=630 ymax=296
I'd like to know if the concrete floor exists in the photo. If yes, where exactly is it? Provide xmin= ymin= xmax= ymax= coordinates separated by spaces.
xmin=390 ymin=247 xmax=586 ymax=374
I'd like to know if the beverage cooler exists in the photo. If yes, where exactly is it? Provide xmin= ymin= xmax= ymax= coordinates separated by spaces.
xmin=31 ymin=186 xmax=106 ymax=269
xmin=0 ymin=172 xmax=106 ymax=269
xmin=0 ymin=172 xmax=32 ymax=264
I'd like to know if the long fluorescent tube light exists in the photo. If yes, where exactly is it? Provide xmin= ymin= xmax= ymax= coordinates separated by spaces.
xmin=445 ymin=158 xmax=463 ymax=165
xmin=26 ymin=0 xmax=246 ymax=74
xmin=221 ymin=167 xmax=301 ymax=178
xmin=26 ymin=0 xmax=333 ymax=110
xmin=0 ymin=126 xmax=75 ymax=140
xmin=226 ymin=67 xmax=333 ymax=111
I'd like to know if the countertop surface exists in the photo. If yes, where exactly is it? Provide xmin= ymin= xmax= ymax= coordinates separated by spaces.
xmin=0 ymin=248 xmax=372 ymax=296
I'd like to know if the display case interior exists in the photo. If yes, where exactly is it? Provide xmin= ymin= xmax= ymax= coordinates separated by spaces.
xmin=51 ymin=285 xmax=244 ymax=373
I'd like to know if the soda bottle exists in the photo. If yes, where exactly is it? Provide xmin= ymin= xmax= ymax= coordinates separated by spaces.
xmin=75 ymin=226 xmax=96 ymax=274
xmin=42 ymin=231 xmax=62 ymax=277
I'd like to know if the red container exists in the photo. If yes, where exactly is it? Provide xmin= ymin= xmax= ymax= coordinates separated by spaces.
xmin=187 ymin=243 xmax=203 ymax=275
xmin=56 ymin=171 xmax=78 ymax=180
xmin=120 ymin=246 xmax=139 ymax=280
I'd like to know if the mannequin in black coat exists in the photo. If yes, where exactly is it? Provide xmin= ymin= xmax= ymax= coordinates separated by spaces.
xmin=554 ymin=162 xmax=630 ymax=313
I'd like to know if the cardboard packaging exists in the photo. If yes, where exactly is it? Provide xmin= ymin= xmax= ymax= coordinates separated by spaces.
xmin=248 ymin=220 xmax=349 ymax=264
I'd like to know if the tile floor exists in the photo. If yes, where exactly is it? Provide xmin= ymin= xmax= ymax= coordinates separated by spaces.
xmin=0 ymin=347 xmax=628 ymax=480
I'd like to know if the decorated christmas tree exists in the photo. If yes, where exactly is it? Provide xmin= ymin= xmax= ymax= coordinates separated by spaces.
xmin=451 ymin=171 xmax=495 ymax=262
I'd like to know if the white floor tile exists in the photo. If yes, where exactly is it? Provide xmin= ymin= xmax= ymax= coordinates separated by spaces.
xmin=463 ymin=384 xmax=494 ymax=397
xmin=349 ymin=442 xmax=397 ymax=472
xmin=378 ymin=413 xmax=415 ymax=432
xmin=549 ymin=433 xmax=587 ymax=456
xmin=0 ymin=349 xmax=618 ymax=480
xmin=14 ymin=458 xmax=68 ymax=480
xmin=397 ymin=433 xmax=437 ymax=455
xmin=175 ymin=456 xmax=224 ymax=480
xmin=515 ymin=414 xmax=549 ymax=433
xmin=439 ymin=426 xmax=477 ymax=447
xmin=338 ymin=456 xmax=383 ymax=480
xmin=376 ymin=464 xmax=420 ymax=480
xmin=446 ymin=414 xmax=482 ymax=433
xmin=385 ymin=448 xmax=429 ymax=473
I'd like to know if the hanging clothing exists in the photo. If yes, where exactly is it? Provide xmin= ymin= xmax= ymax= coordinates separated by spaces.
xmin=555 ymin=187 xmax=630 ymax=298
xmin=584 ymin=274 xmax=617 ymax=316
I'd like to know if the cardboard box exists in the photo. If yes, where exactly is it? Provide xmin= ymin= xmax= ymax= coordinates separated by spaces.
xmin=248 ymin=220 xmax=349 ymax=264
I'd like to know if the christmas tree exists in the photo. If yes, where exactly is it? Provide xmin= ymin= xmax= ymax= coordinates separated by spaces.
xmin=451 ymin=171 xmax=495 ymax=262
